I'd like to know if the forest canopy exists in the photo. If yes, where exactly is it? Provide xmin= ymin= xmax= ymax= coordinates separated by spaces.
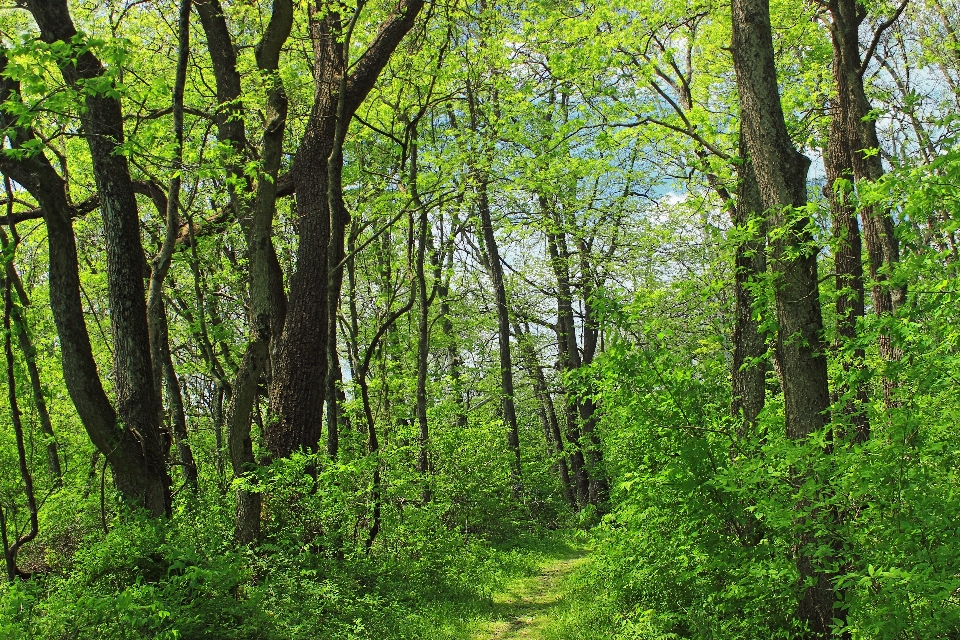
xmin=0 ymin=0 xmax=958 ymax=638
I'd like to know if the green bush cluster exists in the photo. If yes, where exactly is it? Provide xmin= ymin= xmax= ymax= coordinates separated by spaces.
xmin=0 ymin=445 xmax=573 ymax=640
xmin=556 ymin=155 xmax=960 ymax=638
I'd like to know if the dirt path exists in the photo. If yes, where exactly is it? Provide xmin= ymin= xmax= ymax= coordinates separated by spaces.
xmin=474 ymin=548 xmax=589 ymax=640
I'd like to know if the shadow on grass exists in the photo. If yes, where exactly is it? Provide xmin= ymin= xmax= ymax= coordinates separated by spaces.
xmin=476 ymin=546 xmax=589 ymax=639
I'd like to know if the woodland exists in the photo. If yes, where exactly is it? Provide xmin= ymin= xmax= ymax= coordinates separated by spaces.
xmin=0 ymin=0 xmax=958 ymax=638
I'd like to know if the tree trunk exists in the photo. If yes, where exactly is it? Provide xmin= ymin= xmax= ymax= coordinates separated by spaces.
xmin=269 ymin=0 xmax=424 ymax=458
xmin=412 ymin=138 xmax=433 ymax=500
xmin=730 ymin=153 xmax=768 ymax=433
xmin=433 ymin=228 xmax=468 ymax=428
xmin=0 ymin=57 xmax=169 ymax=516
xmin=475 ymin=176 xmax=524 ymax=493
xmin=544 ymin=213 xmax=598 ymax=507
xmin=147 ymin=0 xmax=198 ymax=491
xmin=571 ymin=235 xmax=609 ymax=505
xmin=196 ymin=0 xmax=294 ymax=539
xmin=0 ymin=234 xmax=63 ymax=484
xmin=3 ymin=272 xmax=38 ymax=578
xmin=326 ymin=329 xmax=343 ymax=460
xmin=731 ymin=0 xmax=835 ymax=634
xmin=513 ymin=320 xmax=575 ymax=506
xmin=553 ymin=321 xmax=589 ymax=508
xmin=827 ymin=0 xmax=905 ymax=406
xmin=27 ymin=0 xmax=171 ymax=516
xmin=226 ymin=341 xmax=268 ymax=544
xmin=824 ymin=85 xmax=870 ymax=442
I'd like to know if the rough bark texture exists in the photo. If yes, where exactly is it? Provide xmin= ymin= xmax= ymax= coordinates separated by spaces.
xmin=27 ymin=0 xmax=171 ymax=516
xmin=0 ymin=52 xmax=169 ymax=515
xmin=827 ymin=0 xmax=905 ymax=406
xmin=730 ymin=0 xmax=835 ymax=634
xmin=824 ymin=89 xmax=870 ymax=443
xmin=730 ymin=156 xmax=769 ymax=432
xmin=269 ymin=0 xmax=424 ymax=459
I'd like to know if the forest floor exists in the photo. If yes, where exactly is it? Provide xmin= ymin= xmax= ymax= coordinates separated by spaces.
xmin=473 ymin=545 xmax=590 ymax=640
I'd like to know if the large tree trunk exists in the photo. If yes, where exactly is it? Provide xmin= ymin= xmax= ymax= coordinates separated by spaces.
xmin=27 ymin=0 xmax=171 ymax=516
xmin=730 ymin=0 xmax=835 ymax=634
xmin=2 ymin=10 xmax=172 ymax=514
xmin=269 ymin=0 xmax=424 ymax=458
xmin=827 ymin=0 xmax=905 ymax=406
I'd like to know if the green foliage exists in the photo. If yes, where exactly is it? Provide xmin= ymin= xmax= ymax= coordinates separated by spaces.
xmin=558 ymin=210 xmax=960 ymax=638
xmin=0 ymin=492 xmax=566 ymax=639
xmin=0 ymin=0 xmax=959 ymax=638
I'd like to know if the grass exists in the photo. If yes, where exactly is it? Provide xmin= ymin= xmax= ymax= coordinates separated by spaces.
xmin=459 ymin=535 xmax=592 ymax=640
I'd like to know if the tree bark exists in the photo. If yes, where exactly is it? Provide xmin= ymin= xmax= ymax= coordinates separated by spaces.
xmin=0 ymin=60 xmax=169 ymax=516
xmin=827 ymin=0 xmax=905 ymax=406
xmin=544 ymin=211 xmax=597 ymax=508
xmin=268 ymin=0 xmax=424 ymax=459
xmin=824 ymin=87 xmax=870 ymax=442
xmin=195 ymin=0 xmax=294 ymax=539
xmin=27 ymin=0 xmax=171 ymax=516
xmin=571 ymin=234 xmax=609 ymax=505
xmin=730 ymin=153 xmax=768 ymax=433
xmin=731 ymin=0 xmax=835 ymax=634
xmin=475 ymin=176 xmax=524 ymax=494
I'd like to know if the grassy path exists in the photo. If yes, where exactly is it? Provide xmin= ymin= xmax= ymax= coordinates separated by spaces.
xmin=473 ymin=547 xmax=589 ymax=640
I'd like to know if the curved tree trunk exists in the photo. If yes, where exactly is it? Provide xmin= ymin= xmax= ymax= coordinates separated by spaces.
xmin=27 ymin=0 xmax=171 ymax=516
xmin=0 ymin=58 xmax=168 ymax=516
xmin=269 ymin=0 xmax=424 ymax=458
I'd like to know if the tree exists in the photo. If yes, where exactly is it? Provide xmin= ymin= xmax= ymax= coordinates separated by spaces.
xmin=731 ymin=0 xmax=835 ymax=633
